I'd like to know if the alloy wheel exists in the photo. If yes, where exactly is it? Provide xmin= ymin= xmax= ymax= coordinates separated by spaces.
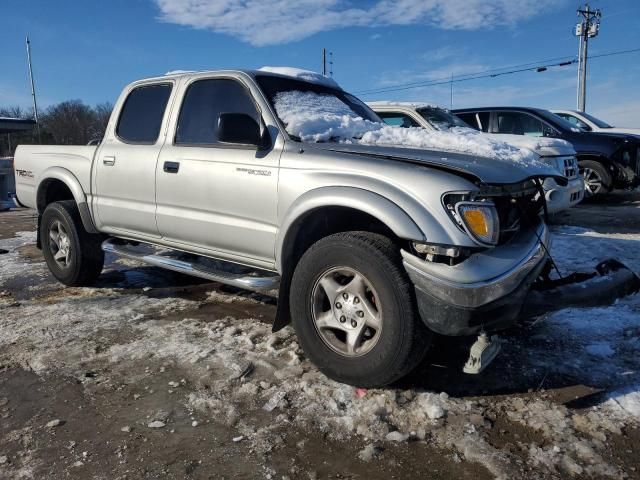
xmin=311 ymin=266 xmax=382 ymax=357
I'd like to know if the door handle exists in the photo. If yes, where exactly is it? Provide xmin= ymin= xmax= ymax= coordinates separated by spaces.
xmin=103 ymin=156 xmax=116 ymax=166
xmin=163 ymin=161 xmax=180 ymax=174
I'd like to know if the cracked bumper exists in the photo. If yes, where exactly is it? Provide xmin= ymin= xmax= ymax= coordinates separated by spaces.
xmin=402 ymin=222 xmax=550 ymax=336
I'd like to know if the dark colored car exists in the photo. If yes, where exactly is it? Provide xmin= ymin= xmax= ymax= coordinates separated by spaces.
xmin=453 ymin=106 xmax=640 ymax=197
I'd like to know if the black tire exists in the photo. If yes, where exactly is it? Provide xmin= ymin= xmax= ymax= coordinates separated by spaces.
xmin=580 ymin=160 xmax=613 ymax=198
xmin=290 ymin=231 xmax=431 ymax=387
xmin=40 ymin=200 xmax=104 ymax=286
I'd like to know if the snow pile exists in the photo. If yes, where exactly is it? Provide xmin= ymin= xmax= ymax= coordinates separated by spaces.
xmin=273 ymin=90 xmax=549 ymax=169
xmin=258 ymin=66 xmax=339 ymax=89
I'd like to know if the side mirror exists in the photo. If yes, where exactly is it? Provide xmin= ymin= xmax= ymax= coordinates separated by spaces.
xmin=218 ymin=113 xmax=268 ymax=148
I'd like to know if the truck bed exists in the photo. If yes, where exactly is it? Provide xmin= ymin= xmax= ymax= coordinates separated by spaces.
xmin=14 ymin=145 xmax=97 ymax=209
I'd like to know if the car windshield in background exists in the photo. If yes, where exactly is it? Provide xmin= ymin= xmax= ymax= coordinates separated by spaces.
xmin=418 ymin=106 xmax=470 ymax=131
xmin=580 ymin=111 xmax=613 ymax=129
xmin=256 ymin=75 xmax=382 ymax=142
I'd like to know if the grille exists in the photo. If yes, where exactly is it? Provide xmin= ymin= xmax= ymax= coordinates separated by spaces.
xmin=636 ymin=147 xmax=640 ymax=177
xmin=561 ymin=156 xmax=578 ymax=178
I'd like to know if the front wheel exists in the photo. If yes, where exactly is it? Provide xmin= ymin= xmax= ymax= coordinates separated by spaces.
xmin=40 ymin=201 xmax=105 ymax=286
xmin=580 ymin=160 xmax=613 ymax=198
xmin=290 ymin=232 xmax=431 ymax=387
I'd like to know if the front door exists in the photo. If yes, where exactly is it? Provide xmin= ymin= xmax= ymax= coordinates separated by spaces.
xmin=155 ymin=76 xmax=280 ymax=265
xmin=93 ymin=82 xmax=174 ymax=237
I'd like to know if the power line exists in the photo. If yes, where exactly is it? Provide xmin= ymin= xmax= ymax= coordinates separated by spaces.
xmin=354 ymin=46 xmax=640 ymax=97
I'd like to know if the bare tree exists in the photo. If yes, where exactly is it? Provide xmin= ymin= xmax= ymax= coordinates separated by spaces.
xmin=40 ymin=100 xmax=97 ymax=145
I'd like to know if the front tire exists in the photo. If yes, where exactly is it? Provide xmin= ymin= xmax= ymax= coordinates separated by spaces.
xmin=40 ymin=201 xmax=104 ymax=286
xmin=290 ymin=232 xmax=431 ymax=387
xmin=580 ymin=160 xmax=613 ymax=198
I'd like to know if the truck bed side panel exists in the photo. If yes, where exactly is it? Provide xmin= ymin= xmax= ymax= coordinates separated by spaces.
xmin=14 ymin=145 xmax=97 ymax=210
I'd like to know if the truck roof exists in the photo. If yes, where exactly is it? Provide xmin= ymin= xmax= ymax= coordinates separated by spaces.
xmin=136 ymin=67 xmax=341 ymax=89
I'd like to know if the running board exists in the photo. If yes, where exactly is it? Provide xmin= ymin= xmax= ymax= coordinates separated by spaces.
xmin=102 ymin=239 xmax=280 ymax=293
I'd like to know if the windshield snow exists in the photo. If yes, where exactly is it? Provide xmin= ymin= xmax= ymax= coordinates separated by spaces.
xmin=258 ymin=75 xmax=549 ymax=168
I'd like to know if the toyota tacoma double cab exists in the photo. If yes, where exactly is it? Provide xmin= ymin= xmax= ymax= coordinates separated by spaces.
xmin=14 ymin=67 xmax=566 ymax=387
xmin=369 ymin=102 xmax=584 ymax=213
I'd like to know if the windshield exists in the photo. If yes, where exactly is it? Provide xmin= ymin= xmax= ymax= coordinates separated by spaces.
xmin=579 ymin=111 xmax=613 ymax=128
xmin=418 ymin=106 xmax=470 ymax=131
xmin=256 ymin=75 xmax=382 ymax=142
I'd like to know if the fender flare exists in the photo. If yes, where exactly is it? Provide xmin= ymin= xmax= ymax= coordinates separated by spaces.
xmin=275 ymin=186 xmax=425 ymax=272
xmin=36 ymin=166 xmax=99 ymax=234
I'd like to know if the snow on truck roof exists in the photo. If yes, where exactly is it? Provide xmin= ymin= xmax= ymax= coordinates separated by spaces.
xmin=159 ymin=66 xmax=340 ymax=89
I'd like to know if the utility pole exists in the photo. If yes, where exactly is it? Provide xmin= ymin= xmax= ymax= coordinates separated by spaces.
xmin=26 ymin=36 xmax=41 ymax=143
xmin=322 ymin=48 xmax=326 ymax=76
xmin=575 ymin=4 xmax=601 ymax=112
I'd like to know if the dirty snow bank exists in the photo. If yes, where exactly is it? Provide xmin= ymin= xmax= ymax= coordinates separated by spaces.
xmin=528 ymin=225 xmax=640 ymax=418
xmin=273 ymin=90 xmax=549 ymax=170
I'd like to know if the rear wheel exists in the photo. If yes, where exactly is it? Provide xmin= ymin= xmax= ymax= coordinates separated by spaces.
xmin=41 ymin=201 xmax=104 ymax=286
xmin=290 ymin=231 xmax=431 ymax=387
xmin=580 ymin=160 xmax=612 ymax=197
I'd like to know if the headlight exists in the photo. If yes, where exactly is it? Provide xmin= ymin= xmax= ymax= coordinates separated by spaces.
xmin=454 ymin=202 xmax=500 ymax=245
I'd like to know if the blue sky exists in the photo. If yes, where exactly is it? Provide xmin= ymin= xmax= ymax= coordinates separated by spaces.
xmin=1 ymin=0 xmax=640 ymax=126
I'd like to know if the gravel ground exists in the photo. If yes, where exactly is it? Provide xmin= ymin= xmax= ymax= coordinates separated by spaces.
xmin=0 ymin=192 xmax=639 ymax=480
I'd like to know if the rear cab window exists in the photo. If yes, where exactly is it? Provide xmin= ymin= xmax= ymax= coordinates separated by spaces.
xmin=116 ymin=83 xmax=173 ymax=144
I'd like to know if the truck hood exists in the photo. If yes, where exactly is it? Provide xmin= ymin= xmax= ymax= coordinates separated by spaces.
xmin=310 ymin=143 xmax=568 ymax=186
xmin=489 ymin=134 xmax=575 ymax=157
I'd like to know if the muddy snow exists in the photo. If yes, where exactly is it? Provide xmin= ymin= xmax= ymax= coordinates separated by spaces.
xmin=0 ymin=199 xmax=639 ymax=479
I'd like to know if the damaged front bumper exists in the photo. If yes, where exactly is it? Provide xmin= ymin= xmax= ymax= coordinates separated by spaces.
xmin=402 ymin=222 xmax=549 ymax=336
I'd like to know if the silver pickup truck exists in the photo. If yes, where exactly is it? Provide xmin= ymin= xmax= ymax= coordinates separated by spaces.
xmin=14 ymin=67 xmax=567 ymax=386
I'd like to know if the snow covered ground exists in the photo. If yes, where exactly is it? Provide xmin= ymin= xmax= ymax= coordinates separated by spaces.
xmin=0 ymin=203 xmax=639 ymax=479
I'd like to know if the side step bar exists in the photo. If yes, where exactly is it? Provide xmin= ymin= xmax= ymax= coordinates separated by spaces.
xmin=102 ymin=239 xmax=280 ymax=293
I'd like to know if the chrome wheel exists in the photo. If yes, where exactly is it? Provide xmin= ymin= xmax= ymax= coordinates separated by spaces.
xmin=49 ymin=220 xmax=72 ymax=268
xmin=311 ymin=266 xmax=382 ymax=357
xmin=582 ymin=167 xmax=603 ymax=196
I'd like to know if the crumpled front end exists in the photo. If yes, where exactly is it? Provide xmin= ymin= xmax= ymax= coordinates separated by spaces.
xmin=403 ymin=220 xmax=549 ymax=336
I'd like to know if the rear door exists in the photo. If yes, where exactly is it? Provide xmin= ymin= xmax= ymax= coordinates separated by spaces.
xmin=93 ymin=82 xmax=174 ymax=237
xmin=155 ymin=75 xmax=280 ymax=265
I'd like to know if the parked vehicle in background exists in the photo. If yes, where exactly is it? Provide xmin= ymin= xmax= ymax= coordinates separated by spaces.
xmin=369 ymin=102 xmax=583 ymax=213
xmin=14 ymin=68 xmax=567 ymax=386
xmin=551 ymin=109 xmax=640 ymax=136
xmin=453 ymin=106 xmax=640 ymax=197
xmin=0 ymin=157 xmax=16 ymax=210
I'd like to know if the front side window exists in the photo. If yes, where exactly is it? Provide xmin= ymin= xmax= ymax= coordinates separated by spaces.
xmin=377 ymin=112 xmax=420 ymax=128
xmin=455 ymin=112 xmax=479 ymax=129
xmin=175 ymin=78 xmax=260 ymax=145
xmin=495 ymin=112 xmax=556 ymax=137
xmin=116 ymin=84 xmax=172 ymax=144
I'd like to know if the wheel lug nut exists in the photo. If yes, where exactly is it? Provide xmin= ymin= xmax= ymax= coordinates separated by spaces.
xmin=353 ymin=297 xmax=360 ymax=304
xmin=335 ymin=302 xmax=342 ymax=309
xmin=340 ymin=315 xmax=346 ymax=323
xmin=351 ymin=319 xmax=357 ymax=328
xmin=357 ymin=311 xmax=364 ymax=318
xmin=342 ymin=292 xmax=349 ymax=300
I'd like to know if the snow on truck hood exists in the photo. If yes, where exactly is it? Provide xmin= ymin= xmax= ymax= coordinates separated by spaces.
xmin=274 ymin=90 xmax=566 ymax=185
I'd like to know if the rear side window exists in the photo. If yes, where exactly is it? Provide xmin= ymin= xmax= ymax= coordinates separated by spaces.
xmin=175 ymin=79 xmax=259 ymax=145
xmin=116 ymin=84 xmax=172 ymax=144
xmin=377 ymin=112 xmax=420 ymax=128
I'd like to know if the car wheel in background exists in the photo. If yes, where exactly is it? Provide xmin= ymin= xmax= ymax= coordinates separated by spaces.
xmin=580 ymin=160 xmax=613 ymax=198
